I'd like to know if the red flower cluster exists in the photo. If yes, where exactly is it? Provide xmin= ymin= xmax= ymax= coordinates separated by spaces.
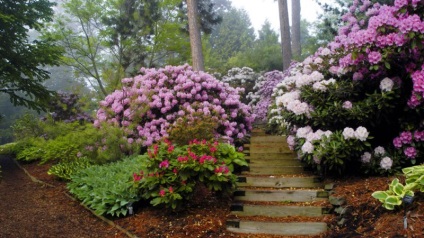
xmin=199 ymin=155 xmax=217 ymax=164
xmin=214 ymin=166 xmax=230 ymax=174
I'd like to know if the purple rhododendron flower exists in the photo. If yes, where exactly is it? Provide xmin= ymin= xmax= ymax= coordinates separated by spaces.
xmin=404 ymin=147 xmax=417 ymax=158
xmin=368 ymin=51 xmax=382 ymax=64
xmin=399 ymin=131 xmax=413 ymax=144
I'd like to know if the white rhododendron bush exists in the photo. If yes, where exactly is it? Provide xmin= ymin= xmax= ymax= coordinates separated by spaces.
xmin=269 ymin=0 xmax=424 ymax=175
xmin=94 ymin=64 xmax=254 ymax=149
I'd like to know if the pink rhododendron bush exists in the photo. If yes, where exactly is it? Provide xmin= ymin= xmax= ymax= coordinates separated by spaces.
xmin=269 ymin=0 xmax=424 ymax=175
xmin=94 ymin=65 xmax=253 ymax=149
xmin=248 ymin=64 xmax=297 ymax=124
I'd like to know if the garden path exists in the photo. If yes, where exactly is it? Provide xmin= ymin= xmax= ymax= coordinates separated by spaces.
xmin=0 ymin=156 xmax=124 ymax=238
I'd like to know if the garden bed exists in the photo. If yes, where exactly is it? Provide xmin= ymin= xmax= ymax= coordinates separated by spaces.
xmin=1 ymin=157 xmax=423 ymax=238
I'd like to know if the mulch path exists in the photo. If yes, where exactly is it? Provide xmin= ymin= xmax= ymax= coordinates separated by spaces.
xmin=0 ymin=156 xmax=124 ymax=238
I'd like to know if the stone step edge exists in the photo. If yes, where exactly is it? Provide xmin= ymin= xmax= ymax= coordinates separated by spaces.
xmin=237 ymin=176 xmax=323 ymax=183
xmin=234 ymin=190 xmax=330 ymax=199
xmin=226 ymin=219 xmax=328 ymax=236
xmin=236 ymin=176 xmax=325 ymax=188
xmin=230 ymin=203 xmax=332 ymax=215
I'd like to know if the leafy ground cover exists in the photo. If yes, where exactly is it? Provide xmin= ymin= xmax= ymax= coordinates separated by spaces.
xmin=1 ymin=155 xmax=422 ymax=238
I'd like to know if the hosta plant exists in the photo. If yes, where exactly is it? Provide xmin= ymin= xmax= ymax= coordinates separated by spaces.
xmin=67 ymin=156 xmax=143 ymax=217
xmin=133 ymin=139 xmax=247 ymax=210
xmin=269 ymin=0 xmax=424 ymax=175
xmin=94 ymin=64 xmax=253 ymax=149
xmin=372 ymin=165 xmax=424 ymax=210
xmin=48 ymin=157 xmax=93 ymax=180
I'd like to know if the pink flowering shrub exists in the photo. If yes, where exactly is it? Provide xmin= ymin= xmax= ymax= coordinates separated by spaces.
xmin=94 ymin=65 xmax=253 ymax=149
xmin=270 ymin=0 xmax=424 ymax=175
xmin=248 ymin=65 xmax=297 ymax=123
xmin=133 ymin=139 xmax=247 ymax=209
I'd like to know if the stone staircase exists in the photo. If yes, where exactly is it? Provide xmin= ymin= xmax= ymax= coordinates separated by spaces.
xmin=226 ymin=129 xmax=331 ymax=236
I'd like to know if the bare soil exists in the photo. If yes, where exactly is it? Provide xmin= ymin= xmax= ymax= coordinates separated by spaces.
xmin=1 ymin=155 xmax=423 ymax=237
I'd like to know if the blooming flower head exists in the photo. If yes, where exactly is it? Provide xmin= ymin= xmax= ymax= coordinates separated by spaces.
xmin=399 ymin=131 xmax=413 ymax=144
xmin=215 ymin=165 xmax=230 ymax=174
xmin=380 ymin=77 xmax=394 ymax=92
xmin=301 ymin=141 xmax=314 ymax=154
xmin=133 ymin=173 xmax=142 ymax=182
xmin=159 ymin=189 xmax=166 ymax=197
xmin=159 ymin=160 xmax=169 ymax=169
xmin=374 ymin=146 xmax=385 ymax=156
xmin=368 ymin=51 xmax=382 ymax=64
xmin=287 ymin=135 xmax=296 ymax=150
xmin=361 ymin=152 xmax=372 ymax=163
xmin=355 ymin=127 xmax=369 ymax=141
xmin=343 ymin=127 xmax=356 ymax=140
xmin=404 ymin=146 xmax=417 ymax=158
xmin=393 ymin=137 xmax=402 ymax=148
xmin=353 ymin=72 xmax=363 ymax=81
xmin=380 ymin=157 xmax=393 ymax=170
xmin=342 ymin=101 xmax=353 ymax=109
xmin=296 ymin=126 xmax=312 ymax=138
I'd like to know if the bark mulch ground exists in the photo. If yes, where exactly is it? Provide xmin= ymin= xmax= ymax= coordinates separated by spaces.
xmin=1 ymin=155 xmax=423 ymax=237
xmin=0 ymin=156 xmax=124 ymax=238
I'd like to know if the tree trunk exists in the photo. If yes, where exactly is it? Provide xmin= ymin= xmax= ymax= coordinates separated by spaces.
xmin=278 ymin=0 xmax=292 ymax=70
xmin=187 ymin=0 xmax=205 ymax=71
xmin=291 ymin=0 xmax=301 ymax=59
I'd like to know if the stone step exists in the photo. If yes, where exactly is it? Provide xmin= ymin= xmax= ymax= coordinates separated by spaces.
xmin=234 ymin=189 xmax=329 ymax=203
xmin=244 ymin=142 xmax=290 ymax=149
xmin=245 ymin=153 xmax=297 ymax=159
xmin=242 ymin=165 xmax=305 ymax=175
xmin=251 ymin=130 xmax=267 ymax=136
xmin=247 ymin=158 xmax=301 ymax=166
xmin=231 ymin=203 xmax=329 ymax=217
xmin=249 ymin=144 xmax=292 ymax=154
xmin=250 ymin=135 xmax=287 ymax=143
xmin=227 ymin=220 xmax=328 ymax=236
xmin=237 ymin=176 xmax=323 ymax=188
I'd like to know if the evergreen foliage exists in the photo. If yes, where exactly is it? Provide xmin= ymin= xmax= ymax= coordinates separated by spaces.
xmin=0 ymin=0 xmax=63 ymax=111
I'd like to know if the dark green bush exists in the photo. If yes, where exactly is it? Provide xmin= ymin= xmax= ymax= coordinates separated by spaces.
xmin=67 ymin=156 xmax=144 ymax=217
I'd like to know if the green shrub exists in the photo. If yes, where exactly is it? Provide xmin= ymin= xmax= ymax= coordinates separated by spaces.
xmin=13 ymin=115 xmax=85 ymax=141
xmin=0 ymin=142 xmax=18 ymax=155
xmin=372 ymin=165 xmax=424 ymax=210
xmin=133 ymin=139 xmax=247 ymax=210
xmin=12 ymin=113 xmax=44 ymax=140
xmin=47 ymin=157 xmax=93 ymax=180
xmin=167 ymin=112 xmax=219 ymax=146
xmin=15 ymin=137 xmax=46 ymax=162
xmin=67 ymin=156 xmax=143 ymax=217
xmin=12 ymin=121 xmax=139 ymax=164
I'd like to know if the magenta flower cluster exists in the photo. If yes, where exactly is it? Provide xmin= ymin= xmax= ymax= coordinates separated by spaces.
xmin=329 ymin=0 xmax=424 ymax=108
xmin=94 ymin=65 xmax=254 ymax=147
xmin=393 ymin=130 xmax=424 ymax=159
